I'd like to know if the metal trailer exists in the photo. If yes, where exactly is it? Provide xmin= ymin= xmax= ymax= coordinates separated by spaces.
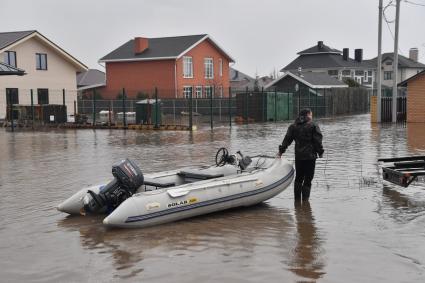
xmin=378 ymin=156 xmax=425 ymax=187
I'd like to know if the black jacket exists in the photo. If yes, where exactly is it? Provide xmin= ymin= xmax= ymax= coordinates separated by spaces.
xmin=279 ymin=116 xmax=324 ymax=160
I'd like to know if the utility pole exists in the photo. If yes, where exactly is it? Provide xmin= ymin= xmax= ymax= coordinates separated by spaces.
xmin=377 ymin=0 xmax=383 ymax=122
xmin=392 ymin=0 xmax=401 ymax=123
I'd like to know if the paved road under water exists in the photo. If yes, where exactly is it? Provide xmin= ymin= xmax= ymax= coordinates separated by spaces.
xmin=1 ymin=114 xmax=425 ymax=282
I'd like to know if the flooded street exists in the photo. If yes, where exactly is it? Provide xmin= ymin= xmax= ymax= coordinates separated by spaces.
xmin=1 ymin=114 xmax=425 ymax=282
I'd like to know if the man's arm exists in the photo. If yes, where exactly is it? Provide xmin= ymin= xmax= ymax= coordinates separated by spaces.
xmin=313 ymin=123 xmax=324 ymax=157
xmin=279 ymin=125 xmax=294 ymax=155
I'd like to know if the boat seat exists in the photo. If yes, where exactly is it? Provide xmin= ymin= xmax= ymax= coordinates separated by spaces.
xmin=178 ymin=169 xmax=224 ymax=180
xmin=144 ymin=177 xmax=175 ymax=188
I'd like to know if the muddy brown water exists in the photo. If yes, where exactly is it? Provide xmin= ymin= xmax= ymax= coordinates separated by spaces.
xmin=1 ymin=115 xmax=425 ymax=282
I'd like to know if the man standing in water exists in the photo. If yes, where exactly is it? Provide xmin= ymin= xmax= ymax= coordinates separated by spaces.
xmin=278 ymin=108 xmax=324 ymax=202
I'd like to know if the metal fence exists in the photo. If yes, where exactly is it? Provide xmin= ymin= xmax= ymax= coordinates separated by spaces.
xmin=77 ymin=86 xmax=370 ymax=129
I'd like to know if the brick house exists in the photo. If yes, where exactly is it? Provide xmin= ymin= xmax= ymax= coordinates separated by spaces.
xmin=99 ymin=34 xmax=234 ymax=99
xmin=399 ymin=70 xmax=425 ymax=122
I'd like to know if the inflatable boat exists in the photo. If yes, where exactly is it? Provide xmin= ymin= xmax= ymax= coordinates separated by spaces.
xmin=57 ymin=148 xmax=294 ymax=228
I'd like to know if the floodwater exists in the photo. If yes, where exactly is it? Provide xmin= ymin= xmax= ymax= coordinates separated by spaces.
xmin=1 ymin=115 xmax=425 ymax=283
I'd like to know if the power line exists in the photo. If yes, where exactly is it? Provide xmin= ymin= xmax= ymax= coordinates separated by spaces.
xmin=404 ymin=0 xmax=425 ymax=7
xmin=383 ymin=0 xmax=404 ymax=55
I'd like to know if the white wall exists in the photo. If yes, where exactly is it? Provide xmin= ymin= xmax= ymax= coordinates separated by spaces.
xmin=0 ymin=36 xmax=81 ymax=119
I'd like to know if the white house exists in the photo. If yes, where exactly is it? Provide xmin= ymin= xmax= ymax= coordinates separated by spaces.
xmin=0 ymin=30 xmax=87 ymax=119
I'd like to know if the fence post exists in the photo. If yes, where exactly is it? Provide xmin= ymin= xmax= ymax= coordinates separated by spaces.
xmin=7 ymin=90 xmax=14 ymax=132
xmin=287 ymin=91 xmax=290 ymax=120
xmin=297 ymin=88 xmax=301 ymax=114
xmin=245 ymin=86 xmax=249 ymax=124
xmin=108 ymin=100 xmax=112 ymax=128
xmin=261 ymin=87 xmax=265 ymax=122
xmin=122 ymin=88 xmax=127 ymax=127
xmin=92 ymin=89 xmax=96 ymax=125
xmin=274 ymin=88 xmax=277 ymax=122
xmin=210 ymin=88 xmax=213 ymax=130
xmin=228 ymin=87 xmax=232 ymax=127
xmin=154 ymin=87 xmax=159 ymax=129
xmin=188 ymin=87 xmax=193 ymax=130
xmin=31 ymin=89 xmax=35 ymax=129
xmin=62 ymin=88 xmax=66 ymax=106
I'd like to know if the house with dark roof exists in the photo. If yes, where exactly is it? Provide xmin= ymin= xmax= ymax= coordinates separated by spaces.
xmin=77 ymin=69 xmax=105 ymax=89
xmin=281 ymin=41 xmax=374 ymax=87
xmin=99 ymin=34 xmax=234 ymax=99
xmin=367 ymin=48 xmax=425 ymax=88
xmin=0 ymin=30 xmax=87 ymax=119
xmin=229 ymin=67 xmax=273 ymax=90
xmin=265 ymin=71 xmax=348 ymax=94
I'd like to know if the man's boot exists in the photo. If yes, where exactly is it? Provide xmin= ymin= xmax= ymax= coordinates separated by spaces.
xmin=294 ymin=182 xmax=302 ymax=202
xmin=302 ymin=184 xmax=311 ymax=201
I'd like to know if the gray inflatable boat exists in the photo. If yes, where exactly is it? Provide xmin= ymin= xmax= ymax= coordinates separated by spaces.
xmin=57 ymin=148 xmax=294 ymax=228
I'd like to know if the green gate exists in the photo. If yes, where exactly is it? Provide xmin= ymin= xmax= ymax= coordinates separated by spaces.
xmin=266 ymin=92 xmax=293 ymax=121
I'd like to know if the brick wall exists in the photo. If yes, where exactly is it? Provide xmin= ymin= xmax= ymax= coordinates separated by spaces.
xmin=407 ymin=74 xmax=425 ymax=123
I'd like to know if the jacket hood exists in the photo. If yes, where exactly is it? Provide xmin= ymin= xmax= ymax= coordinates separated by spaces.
xmin=295 ymin=116 xmax=311 ymax=124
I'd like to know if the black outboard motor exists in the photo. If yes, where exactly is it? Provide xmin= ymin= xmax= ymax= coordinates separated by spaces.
xmin=84 ymin=159 xmax=144 ymax=214
xmin=237 ymin=151 xmax=252 ymax=170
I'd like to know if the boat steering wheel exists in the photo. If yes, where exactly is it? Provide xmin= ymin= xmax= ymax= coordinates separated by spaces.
xmin=215 ymin=147 xmax=229 ymax=167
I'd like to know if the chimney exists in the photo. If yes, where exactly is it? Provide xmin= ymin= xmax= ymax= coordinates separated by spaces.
xmin=409 ymin=48 xmax=419 ymax=62
xmin=317 ymin=41 xmax=324 ymax=50
xmin=343 ymin=48 xmax=349 ymax=61
xmin=354 ymin=49 xmax=363 ymax=62
xmin=134 ymin=37 xmax=148 ymax=54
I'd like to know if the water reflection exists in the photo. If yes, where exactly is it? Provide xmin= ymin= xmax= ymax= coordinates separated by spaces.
xmin=58 ymin=203 xmax=295 ymax=280
xmin=407 ymin=123 xmax=425 ymax=152
xmin=378 ymin=186 xmax=425 ymax=223
xmin=289 ymin=201 xmax=325 ymax=281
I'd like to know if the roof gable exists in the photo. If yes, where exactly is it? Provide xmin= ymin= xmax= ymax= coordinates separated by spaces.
xmin=0 ymin=30 xmax=87 ymax=71
xmin=282 ymin=53 xmax=373 ymax=71
xmin=266 ymin=71 xmax=348 ymax=89
xmin=298 ymin=43 xmax=341 ymax=55
xmin=370 ymin=53 xmax=425 ymax=68
xmin=398 ymin=70 xmax=425 ymax=86
xmin=99 ymin=34 xmax=234 ymax=63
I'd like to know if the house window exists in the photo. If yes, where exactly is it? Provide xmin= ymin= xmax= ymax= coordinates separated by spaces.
xmin=195 ymin=86 xmax=202 ymax=98
xmin=342 ymin=70 xmax=351 ymax=76
xmin=204 ymin=58 xmax=214 ymax=79
xmin=384 ymin=71 xmax=392 ymax=80
xmin=328 ymin=70 xmax=338 ymax=76
xmin=355 ymin=70 xmax=364 ymax=76
xmin=205 ymin=86 xmax=213 ymax=98
xmin=183 ymin=86 xmax=192 ymax=99
xmin=37 ymin=88 xmax=49 ymax=104
xmin=36 ymin=53 xmax=48 ymax=70
xmin=4 ymin=51 xmax=17 ymax=67
xmin=183 ymin=56 xmax=193 ymax=78
xmin=219 ymin=58 xmax=223 ymax=77
xmin=218 ymin=86 xmax=223 ymax=98
xmin=385 ymin=61 xmax=392 ymax=65
xmin=364 ymin=71 xmax=368 ymax=81
xmin=6 ymin=88 xmax=19 ymax=105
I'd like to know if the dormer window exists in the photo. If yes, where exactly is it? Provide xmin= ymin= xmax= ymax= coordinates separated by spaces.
xmin=4 ymin=51 xmax=17 ymax=67
xmin=36 ymin=53 xmax=47 ymax=70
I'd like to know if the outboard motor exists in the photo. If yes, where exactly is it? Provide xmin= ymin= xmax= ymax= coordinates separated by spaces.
xmin=237 ymin=151 xmax=252 ymax=170
xmin=83 ymin=159 xmax=144 ymax=214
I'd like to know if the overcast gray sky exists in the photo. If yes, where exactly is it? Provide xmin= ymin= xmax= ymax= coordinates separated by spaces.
xmin=3 ymin=0 xmax=425 ymax=76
